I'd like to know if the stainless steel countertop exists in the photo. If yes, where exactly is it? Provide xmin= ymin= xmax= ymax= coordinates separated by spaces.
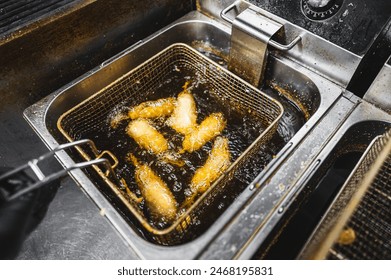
xmin=0 ymin=105 xmax=137 ymax=259
xmin=17 ymin=178 xmax=137 ymax=260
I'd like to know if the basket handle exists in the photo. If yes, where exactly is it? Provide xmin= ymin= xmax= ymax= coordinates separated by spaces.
xmin=221 ymin=1 xmax=301 ymax=51
xmin=0 ymin=139 xmax=116 ymax=201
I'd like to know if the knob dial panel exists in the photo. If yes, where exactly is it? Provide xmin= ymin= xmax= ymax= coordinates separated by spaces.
xmin=301 ymin=0 xmax=343 ymax=21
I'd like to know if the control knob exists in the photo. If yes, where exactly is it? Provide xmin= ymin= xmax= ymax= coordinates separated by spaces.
xmin=301 ymin=0 xmax=343 ymax=20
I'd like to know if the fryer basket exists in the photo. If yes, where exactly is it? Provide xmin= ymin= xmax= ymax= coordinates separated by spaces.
xmin=299 ymin=129 xmax=391 ymax=259
xmin=57 ymin=43 xmax=283 ymax=245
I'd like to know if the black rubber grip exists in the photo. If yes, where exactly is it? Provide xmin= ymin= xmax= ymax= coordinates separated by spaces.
xmin=347 ymin=17 xmax=391 ymax=98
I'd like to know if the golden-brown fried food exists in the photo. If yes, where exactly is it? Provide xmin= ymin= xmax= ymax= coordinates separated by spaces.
xmin=190 ymin=136 xmax=230 ymax=194
xmin=129 ymin=154 xmax=177 ymax=223
xmin=181 ymin=112 xmax=226 ymax=153
xmin=337 ymin=227 xmax=356 ymax=245
xmin=182 ymin=137 xmax=230 ymax=208
xmin=126 ymin=119 xmax=168 ymax=154
xmin=110 ymin=97 xmax=175 ymax=129
xmin=128 ymin=97 xmax=176 ymax=120
xmin=167 ymin=82 xmax=197 ymax=135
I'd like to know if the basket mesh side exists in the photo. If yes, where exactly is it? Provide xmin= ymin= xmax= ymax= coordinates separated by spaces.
xmin=60 ymin=47 xmax=177 ymax=138
xmin=57 ymin=44 xmax=282 ymax=244
xmin=327 ymin=146 xmax=391 ymax=260
xmin=60 ymin=45 xmax=281 ymax=139
xmin=299 ymin=129 xmax=391 ymax=259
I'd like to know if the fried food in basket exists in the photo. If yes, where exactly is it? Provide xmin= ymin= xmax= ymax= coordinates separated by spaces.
xmin=128 ymin=97 xmax=176 ymax=120
xmin=126 ymin=119 xmax=169 ymax=154
xmin=129 ymin=154 xmax=178 ymax=223
xmin=182 ymin=136 xmax=230 ymax=208
xmin=121 ymin=81 xmax=229 ymax=220
xmin=337 ymin=227 xmax=356 ymax=245
xmin=182 ymin=112 xmax=226 ymax=153
xmin=167 ymin=82 xmax=197 ymax=135
xmin=110 ymin=97 xmax=175 ymax=129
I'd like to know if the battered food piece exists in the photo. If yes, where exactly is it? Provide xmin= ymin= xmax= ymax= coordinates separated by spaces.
xmin=129 ymin=154 xmax=178 ymax=223
xmin=190 ymin=137 xmax=231 ymax=194
xmin=182 ymin=137 xmax=230 ymax=208
xmin=110 ymin=97 xmax=175 ymax=129
xmin=128 ymin=97 xmax=176 ymax=120
xmin=182 ymin=112 xmax=226 ymax=153
xmin=337 ymin=227 xmax=356 ymax=245
xmin=126 ymin=119 xmax=169 ymax=154
xmin=167 ymin=81 xmax=197 ymax=135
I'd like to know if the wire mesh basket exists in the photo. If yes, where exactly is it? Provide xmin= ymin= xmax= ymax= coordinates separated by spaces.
xmin=299 ymin=128 xmax=391 ymax=259
xmin=57 ymin=43 xmax=283 ymax=245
